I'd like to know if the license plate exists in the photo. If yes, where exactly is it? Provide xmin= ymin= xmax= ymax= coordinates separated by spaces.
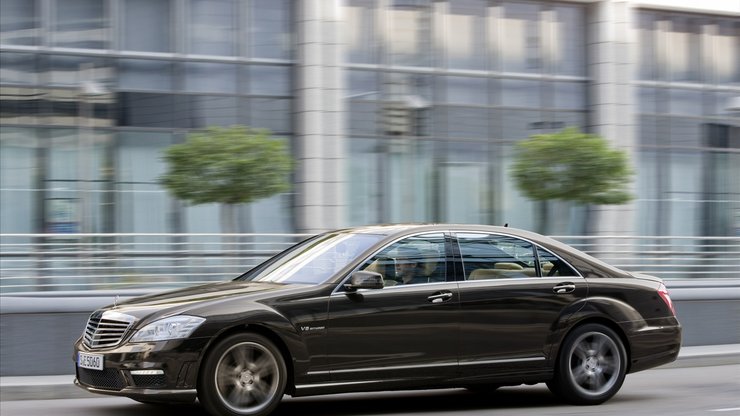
xmin=78 ymin=352 xmax=103 ymax=371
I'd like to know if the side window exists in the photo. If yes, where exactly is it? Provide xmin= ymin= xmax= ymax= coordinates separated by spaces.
xmin=537 ymin=247 xmax=580 ymax=277
xmin=359 ymin=233 xmax=446 ymax=286
xmin=457 ymin=233 xmax=536 ymax=280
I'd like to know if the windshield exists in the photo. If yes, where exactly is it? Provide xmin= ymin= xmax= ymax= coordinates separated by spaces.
xmin=237 ymin=232 xmax=385 ymax=284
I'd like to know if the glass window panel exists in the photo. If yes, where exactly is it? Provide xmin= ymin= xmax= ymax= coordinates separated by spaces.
xmin=122 ymin=0 xmax=172 ymax=52
xmin=637 ymin=12 xmax=656 ymax=80
xmin=445 ymin=106 xmax=489 ymax=139
xmin=189 ymin=0 xmax=236 ymax=56
xmin=184 ymin=62 xmax=237 ymax=93
xmin=669 ymin=117 xmax=701 ymax=147
xmin=0 ymin=0 xmax=39 ymax=46
xmin=389 ymin=0 xmax=432 ymax=67
xmin=638 ymin=87 xmax=657 ymax=114
xmin=47 ymin=55 xmax=111 ymax=87
xmin=669 ymin=88 xmax=702 ymax=116
xmin=348 ymin=70 xmax=379 ymax=98
xmin=446 ymin=0 xmax=487 ymax=70
xmin=346 ymin=0 xmax=376 ymax=64
xmin=52 ymin=0 xmax=108 ymax=49
xmin=666 ymin=16 xmax=702 ymax=83
xmin=251 ymin=0 xmax=291 ymax=59
xmin=0 ymin=52 xmax=37 ymax=85
xmin=442 ymin=142 xmax=488 ymax=223
xmin=552 ymin=111 xmax=586 ymax=132
xmin=501 ymin=109 xmax=540 ymax=140
xmin=349 ymin=101 xmax=378 ymax=136
xmin=117 ymin=92 xmax=175 ymax=128
xmin=537 ymin=247 xmax=578 ymax=276
xmin=348 ymin=137 xmax=380 ymax=225
xmin=456 ymin=233 xmax=536 ymax=280
xmin=445 ymin=76 xmax=488 ymax=105
xmin=248 ymin=98 xmax=291 ymax=133
xmin=0 ymin=127 xmax=37 ymax=234
xmin=248 ymin=65 xmax=291 ymax=95
xmin=715 ymin=20 xmax=739 ymax=85
xmin=551 ymin=5 xmax=584 ymax=76
xmin=501 ymin=2 xmax=541 ymax=74
xmin=387 ymin=139 xmax=435 ymax=222
xmin=118 ymin=59 xmax=173 ymax=91
xmin=358 ymin=233 xmax=447 ymax=285
xmin=116 ymin=132 xmax=173 ymax=233
xmin=502 ymin=79 xmax=541 ymax=107
xmin=189 ymin=96 xmax=239 ymax=128
xmin=553 ymin=81 xmax=585 ymax=110
xmin=0 ymin=86 xmax=40 ymax=125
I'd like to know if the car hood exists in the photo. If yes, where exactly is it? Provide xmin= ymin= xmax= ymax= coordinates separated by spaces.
xmin=106 ymin=281 xmax=311 ymax=321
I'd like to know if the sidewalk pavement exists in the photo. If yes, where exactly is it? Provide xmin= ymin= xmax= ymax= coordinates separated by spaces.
xmin=1 ymin=344 xmax=739 ymax=402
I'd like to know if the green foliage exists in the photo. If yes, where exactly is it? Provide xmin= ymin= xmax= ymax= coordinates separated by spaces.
xmin=160 ymin=126 xmax=292 ymax=206
xmin=511 ymin=127 xmax=633 ymax=205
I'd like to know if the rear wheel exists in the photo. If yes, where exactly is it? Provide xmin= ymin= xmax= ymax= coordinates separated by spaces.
xmin=198 ymin=332 xmax=287 ymax=416
xmin=547 ymin=324 xmax=627 ymax=405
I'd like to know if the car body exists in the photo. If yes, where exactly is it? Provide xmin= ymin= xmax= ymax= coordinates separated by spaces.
xmin=73 ymin=224 xmax=681 ymax=416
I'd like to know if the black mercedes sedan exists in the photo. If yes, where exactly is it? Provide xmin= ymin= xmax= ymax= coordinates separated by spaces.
xmin=74 ymin=224 xmax=681 ymax=416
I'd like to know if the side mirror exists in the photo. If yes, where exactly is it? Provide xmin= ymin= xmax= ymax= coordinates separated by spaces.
xmin=345 ymin=271 xmax=384 ymax=291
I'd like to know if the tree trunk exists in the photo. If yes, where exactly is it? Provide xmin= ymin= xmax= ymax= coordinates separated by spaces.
xmin=537 ymin=200 xmax=550 ymax=235
xmin=220 ymin=204 xmax=237 ymax=272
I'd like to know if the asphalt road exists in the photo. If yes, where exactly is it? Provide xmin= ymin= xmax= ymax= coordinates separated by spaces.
xmin=2 ymin=365 xmax=739 ymax=416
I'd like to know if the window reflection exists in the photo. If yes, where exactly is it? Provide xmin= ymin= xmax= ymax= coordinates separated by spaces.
xmin=189 ymin=0 xmax=237 ymax=56
xmin=446 ymin=0 xmax=487 ymax=70
xmin=501 ymin=2 xmax=541 ymax=74
xmin=389 ymin=0 xmax=432 ymax=67
xmin=0 ymin=0 xmax=39 ymax=46
xmin=346 ymin=0 xmax=376 ymax=64
xmin=249 ymin=65 xmax=291 ymax=96
xmin=251 ymin=0 xmax=291 ymax=59
xmin=118 ymin=59 xmax=173 ymax=91
xmin=249 ymin=98 xmax=291 ymax=133
xmin=184 ymin=62 xmax=237 ymax=94
xmin=122 ymin=0 xmax=172 ymax=52
xmin=53 ymin=0 xmax=108 ymax=49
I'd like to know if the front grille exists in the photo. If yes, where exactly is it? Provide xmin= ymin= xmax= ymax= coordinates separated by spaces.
xmin=78 ymin=367 xmax=127 ymax=390
xmin=132 ymin=374 xmax=167 ymax=388
xmin=83 ymin=310 xmax=135 ymax=349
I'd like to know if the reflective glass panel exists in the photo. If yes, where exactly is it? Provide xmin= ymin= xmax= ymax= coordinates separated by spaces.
xmin=358 ymin=233 xmax=447 ymax=285
xmin=501 ymin=79 xmax=541 ymax=107
xmin=0 ymin=127 xmax=37 ymax=233
xmin=0 ymin=0 xmax=39 ymax=46
xmin=248 ymin=98 xmax=291 ymax=133
xmin=501 ymin=2 xmax=541 ymax=73
xmin=456 ymin=233 xmax=536 ymax=280
xmin=446 ymin=0 xmax=487 ymax=70
xmin=346 ymin=0 xmax=376 ymax=64
xmin=53 ymin=0 xmax=108 ymax=49
xmin=551 ymin=5 xmax=584 ymax=76
xmin=251 ymin=0 xmax=291 ymax=59
xmin=189 ymin=0 xmax=236 ymax=56
xmin=184 ymin=62 xmax=238 ymax=93
xmin=122 ymin=0 xmax=172 ymax=52
xmin=118 ymin=59 xmax=173 ymax=91
xmin=389 ymin=0 xmax=432 ymax=67
xmin=248 ymin=65 xmax=291 ymax=95
xmin=189 ymin=96 xmax=239 ymax=128
xmin=445 ymin=76 xmax=488 ymax=105
xmin=0 ymin=52 xmax=37 ymax=85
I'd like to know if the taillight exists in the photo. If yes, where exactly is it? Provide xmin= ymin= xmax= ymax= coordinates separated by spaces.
xmin=657 ymin=283 xmax=676 ymax=315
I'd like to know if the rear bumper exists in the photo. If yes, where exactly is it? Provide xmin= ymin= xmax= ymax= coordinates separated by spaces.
xmin=627 ymin=321 xmax=682 ymax=373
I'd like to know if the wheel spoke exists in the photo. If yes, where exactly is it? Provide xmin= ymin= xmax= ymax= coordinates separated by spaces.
xmin=572 ymin=366 xmax=589 ymax=385
xmin=573 ymin=344 xmax=589 ymax=361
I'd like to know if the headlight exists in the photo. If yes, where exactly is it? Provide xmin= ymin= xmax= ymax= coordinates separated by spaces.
xmin=130 ymin=315 xmax=205 ymax=343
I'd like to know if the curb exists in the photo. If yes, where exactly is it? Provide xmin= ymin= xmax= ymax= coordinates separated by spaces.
xmin=2 ymin=344 xmax=738 ymax=402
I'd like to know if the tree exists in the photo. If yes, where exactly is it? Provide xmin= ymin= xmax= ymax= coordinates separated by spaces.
xmin=510 ymin=127 xmax=633 ymax=234
xmin=160 ymin=126 xmax=292 ymax=235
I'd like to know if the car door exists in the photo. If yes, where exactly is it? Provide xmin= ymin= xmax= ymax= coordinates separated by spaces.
xmin=323 ymin=232 xmax=460 ymax=384
xmin=453 ymin=232 xmax=587 ymax=377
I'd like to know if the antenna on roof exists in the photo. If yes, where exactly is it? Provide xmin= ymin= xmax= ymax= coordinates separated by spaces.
xmin=504 ymin=223 xmax=509 ymax=227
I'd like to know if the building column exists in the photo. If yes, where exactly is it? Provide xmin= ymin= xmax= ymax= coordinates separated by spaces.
xmin=587 ymin=0 xmax=638 ymax=236
xmin=294 ymin=0 xmax=347 ymax=233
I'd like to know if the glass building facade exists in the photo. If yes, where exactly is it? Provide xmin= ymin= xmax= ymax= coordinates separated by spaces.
xmin=1 ymin=0 xmax=738 ymax=237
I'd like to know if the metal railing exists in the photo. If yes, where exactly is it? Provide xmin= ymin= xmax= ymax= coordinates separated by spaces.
xmin=1 ymin=233 xmax=738 ymax=292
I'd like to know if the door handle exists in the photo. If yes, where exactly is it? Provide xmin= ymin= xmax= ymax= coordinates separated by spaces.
xmin=427 ymin=291 xmax=453 ymax=304
xmin=553 ymin=282 xmax=576 ymax=294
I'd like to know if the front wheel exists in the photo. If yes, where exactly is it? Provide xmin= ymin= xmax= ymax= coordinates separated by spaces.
xmin=547 ymin=324 xmax=627 ymax=405
xmin=199 ymin=332 xmax=287 ymax=416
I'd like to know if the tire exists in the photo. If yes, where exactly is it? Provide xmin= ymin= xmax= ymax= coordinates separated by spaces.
xmin=547 ymin=323 xmax=627 ymax=405
xmin=198 ymin=332 xmax=287 ymax=416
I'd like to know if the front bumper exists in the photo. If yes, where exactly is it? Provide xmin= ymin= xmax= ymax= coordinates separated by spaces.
xmin=73 ymin=336 xmax=209 ymax=402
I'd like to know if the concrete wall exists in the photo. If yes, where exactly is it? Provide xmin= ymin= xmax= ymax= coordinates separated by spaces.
xmin=1 ymin=282 xmax=738 ymax=376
